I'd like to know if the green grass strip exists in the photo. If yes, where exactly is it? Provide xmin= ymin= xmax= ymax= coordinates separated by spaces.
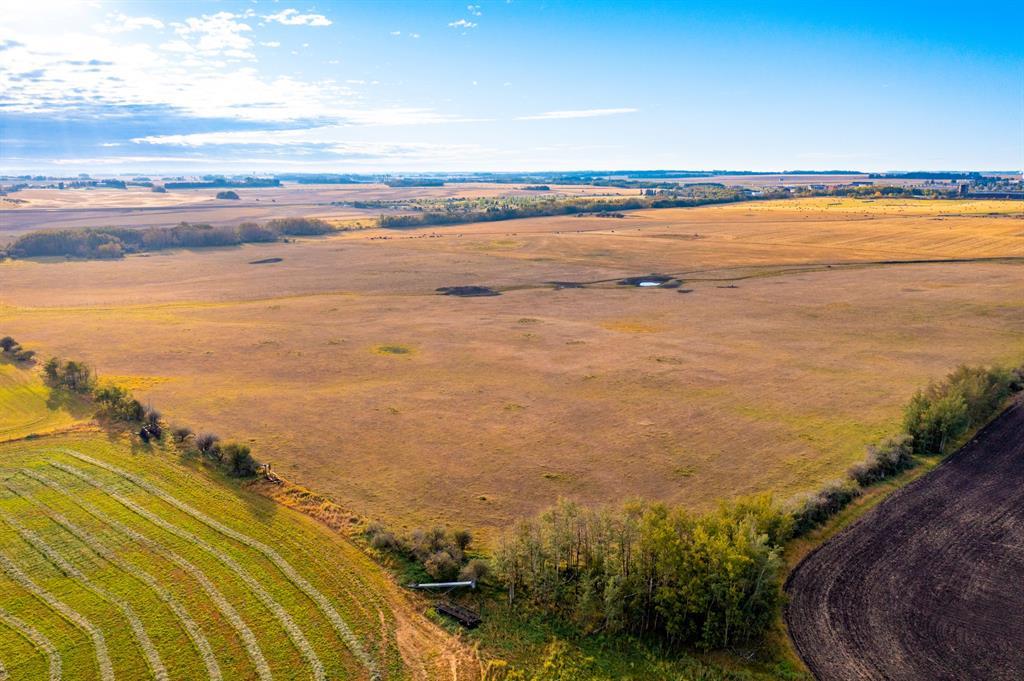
xmin=0 ymin=607 xmax=61 ymax=681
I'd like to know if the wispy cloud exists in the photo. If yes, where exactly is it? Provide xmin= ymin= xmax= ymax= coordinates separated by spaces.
xmin=95 ymin=12 xmax=165 ymax=34
xmin=264 ymin=9 xmax=332 ymax=27
xmin=448 ymin=19 xmax=478 ymax=29
xmin=260 ymin=41 xmax=281 ymax=48
xmin=467 ymin=5 xmax=483 ymax=16
xmin=517 ymin=108 xmax=638 ymax=120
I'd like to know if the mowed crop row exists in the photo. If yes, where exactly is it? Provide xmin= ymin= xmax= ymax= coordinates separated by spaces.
xmin=0 ymin=435 xmax=401 ymax=680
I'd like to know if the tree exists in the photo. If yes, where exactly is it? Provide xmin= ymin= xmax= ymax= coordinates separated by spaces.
xmin=222 ymin=443 xmax=258 ymax=477
xmin=196 ymin=433 xmax=220 ymax=455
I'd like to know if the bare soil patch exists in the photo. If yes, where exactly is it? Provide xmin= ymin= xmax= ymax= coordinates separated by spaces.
xmin=785 ymin=400 xmax=1024 ymax=680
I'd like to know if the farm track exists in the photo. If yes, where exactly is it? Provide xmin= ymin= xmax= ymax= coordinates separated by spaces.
xmin=785 ymin=399 xmax=1024 ymax=680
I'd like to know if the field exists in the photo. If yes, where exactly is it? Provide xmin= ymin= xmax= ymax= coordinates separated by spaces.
xmin=0 ymin=365 xmax=476 ymax=680
xmin=785 ymin=398 xmax=1024 ymax=680
xmin=0 ymin=182 xmax=635 ymax=238
xmin=2 ymin=196 xmax=1023 ymax=541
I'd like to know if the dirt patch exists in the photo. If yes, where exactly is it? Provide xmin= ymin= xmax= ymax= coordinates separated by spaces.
xmin=548 ymin=281 xmax=586 ymax=289
xmin=249 ymin=257 xmax=283 ymax=265
xmin=436 ymin=286 xmax=500 ymax=297
xmin=785 ymin=400 xmax=1024 ymax=680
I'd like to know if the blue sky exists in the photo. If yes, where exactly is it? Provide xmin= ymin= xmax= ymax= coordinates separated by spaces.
xmin=1 ymin=0 xmax=1021 ymax=174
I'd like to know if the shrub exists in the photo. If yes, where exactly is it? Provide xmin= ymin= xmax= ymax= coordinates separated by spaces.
xmin=424 ymin=550 xmax=460 ymax=580
xmin=237 ymin=222 xmax=277 ymax=242
xmin=215 ymin=190 xmax=240 ymax=200
xmin=848 ymin=435 xmax=914 ymax=486
xmin=223 ymin=443 xmax=258 ymax=477
xmin=791 ymin=481 xmax=862 ymax=537
xmin=195 ymin=433 xmax=220 ymax=455
xmin=94 ymin=384 xmax=144 ymax=421
xmin=0 ymin=336 xmax=16 ymax=352
xmin=172 ymin=426 xmax=194 ymax=443
xmin=904 ymin=365 xmax=1014 ymax=455
xmin=459 ymin=558 xmax=490 ymax=583
xmin=265 ymin=217 xmax=334 ymax=236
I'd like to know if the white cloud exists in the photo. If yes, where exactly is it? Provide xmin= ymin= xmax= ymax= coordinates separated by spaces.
xmin=390 ymin=30 xmax=401 ymax=36
xmin=467 ymin=5 xmax=482 ymax=16
xmin=409 ymin=33 xmax=420 ymax=39
xmin=95 ymin=12 xmax=164 ymax=33
xmin=448 ymin=19 xmax=477 ymax=29
xmin=260 ymin=41 xmax=281 ymax=47
xmin=517 ymin=107 xmax=638 ymax=120
xmin=169 ymin=12 xmax=254 ymax=59
xmin=264 ymin=9 xmax=332 ymax=27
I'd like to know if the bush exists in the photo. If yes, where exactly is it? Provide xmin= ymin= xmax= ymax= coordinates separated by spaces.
xmin=265 ymin=217 xmax=334 ymax=236
xmin=904 ymin=365 xmax=1015 ymax=455
xmin=93 ymin=384 xmax=145 ymax=421
xmin=459 ymin=558 xmax=490 ymax=583
xmin=424 ymin=550 xmax=460 ymax=580
xmin=216 ymin=190 xmax=240 ymax=200
xmin=172 ymin=426 xmax=193 ymax=443
xmin=0 ymin=336 xmax=16 ymax=352
xmin=223 ymin=443 xmax=258 ymax=477
xmin=237 ymin=222 xmax=277 ymax=242
xmin=791 ymin=481 xmax=861 ymax=537
xmin=848 ymin=435 xmax=914 ymax=486
xmin=195 ymin=433 xmax=220 ymax=455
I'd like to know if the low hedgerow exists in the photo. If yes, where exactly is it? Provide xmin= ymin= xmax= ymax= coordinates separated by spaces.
xmin=848 ymin=434 xmax=915 ymax=486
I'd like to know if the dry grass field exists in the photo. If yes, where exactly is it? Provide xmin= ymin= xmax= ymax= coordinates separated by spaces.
xmin=2 ymin=197 xmax=1022 ymax=541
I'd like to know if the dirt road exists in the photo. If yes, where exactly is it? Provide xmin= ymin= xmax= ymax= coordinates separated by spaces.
xmin=785 ymin=399 xmax=1024 ymax=680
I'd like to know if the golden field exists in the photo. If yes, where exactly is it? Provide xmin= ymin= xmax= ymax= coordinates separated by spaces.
xmin=2 ymin=197 xmax=1022 ymax=540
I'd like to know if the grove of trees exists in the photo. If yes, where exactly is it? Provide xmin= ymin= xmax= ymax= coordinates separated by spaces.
xmin=494 ymin=496 xmax=789 ymax=650
xmin=6 ymin=218 xmax=336 ymax=260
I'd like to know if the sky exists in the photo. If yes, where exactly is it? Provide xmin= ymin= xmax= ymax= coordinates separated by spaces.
xmin=1 ymin=0 xmax=1021 ymax=174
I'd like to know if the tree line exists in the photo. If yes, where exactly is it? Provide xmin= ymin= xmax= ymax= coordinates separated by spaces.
xmin=5 ymin=217 xmax=335 ymax=260
xmin=39 ymin=354 xmax=259 ymax=477
xmin=377 ymin=188 xmax=755 ymax=229
xmin=491 ymin=362 xmax=1023 ymax=654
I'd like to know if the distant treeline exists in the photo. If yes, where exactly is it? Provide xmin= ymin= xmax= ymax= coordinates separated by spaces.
xmin=868 ymin=171 xmax=983 ymax=181
xmin=378 ymin=187 xmax=764 ymax=229
xmin=162 ymin=177 xmax=280 ymax=190
xmin=801 ymin=185 xmax=957 ymax=199
xmin=384 ymin=178 xmax=445 ymax=187
xmin=5 ymin=217 xmax=335 ymax=260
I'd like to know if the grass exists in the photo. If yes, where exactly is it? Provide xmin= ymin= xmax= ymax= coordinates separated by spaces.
xmin=0 ymin=434 xmax=404 ymax=679
xmin=0 ymin=365 xmax=475 ymax=680
xmin=0 ymin=361 xmax=84 ymax=442
xmin=2 ymin=196 xmax=1022 ymax=542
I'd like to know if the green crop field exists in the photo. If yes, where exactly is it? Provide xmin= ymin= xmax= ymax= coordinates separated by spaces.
xmin=0 ymin=366 xmax=478 ymax=680
xmin=0 ymin=435 xmax=400 ymax=680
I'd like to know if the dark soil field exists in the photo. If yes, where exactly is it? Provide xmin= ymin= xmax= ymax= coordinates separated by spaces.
xmin=785 ymin=399 xmax=1024 ymax=680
